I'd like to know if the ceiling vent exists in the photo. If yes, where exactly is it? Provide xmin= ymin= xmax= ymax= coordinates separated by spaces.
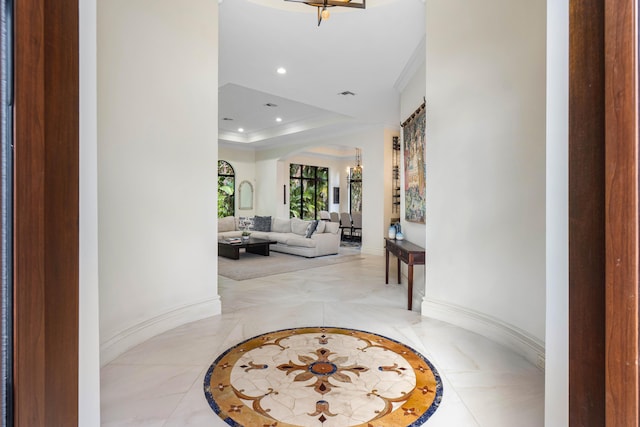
xmin=264 ymin=103 xmax=278 ymax=107
xmin=222 ymin=117 xmax=234 ymax=121
xmin=338 ymin=91 xmax=356 ymax=96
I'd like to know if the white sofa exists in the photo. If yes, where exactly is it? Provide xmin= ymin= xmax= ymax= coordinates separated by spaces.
xmin=218 ymin=216 xmax=340 ymax=258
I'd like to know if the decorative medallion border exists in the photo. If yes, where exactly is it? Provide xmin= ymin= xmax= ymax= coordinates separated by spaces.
xmin=203 ymin=326 xmax=443 ymax=427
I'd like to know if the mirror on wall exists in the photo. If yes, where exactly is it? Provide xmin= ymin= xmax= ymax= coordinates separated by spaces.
xmin=238 ymin=180 xmax=253 ymax=210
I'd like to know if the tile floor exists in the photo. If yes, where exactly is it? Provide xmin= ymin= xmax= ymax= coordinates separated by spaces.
xmin=100 ymin=250 xmax=544 ymax=426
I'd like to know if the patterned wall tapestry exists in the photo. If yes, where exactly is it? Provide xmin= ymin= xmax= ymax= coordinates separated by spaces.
xmin=403 ymin=104 xmax=426 ymax=224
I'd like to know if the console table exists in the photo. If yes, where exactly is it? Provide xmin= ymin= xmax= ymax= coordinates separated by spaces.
xmin=384 ymin=238 xmax=425 ymax=310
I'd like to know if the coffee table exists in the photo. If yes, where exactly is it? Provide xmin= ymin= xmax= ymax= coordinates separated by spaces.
xmin=218 ymin=237 xmax=277 ymax=260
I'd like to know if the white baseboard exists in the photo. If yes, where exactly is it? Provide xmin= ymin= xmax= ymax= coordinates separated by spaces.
xmin=421 ymin=298 xmax=545 ymax=370
xmin=100 ymin=296 xmax=222 ymax=366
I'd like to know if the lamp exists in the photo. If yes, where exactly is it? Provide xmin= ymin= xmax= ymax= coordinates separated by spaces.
xmin=284 ymin=0 xmax=366 ymax=26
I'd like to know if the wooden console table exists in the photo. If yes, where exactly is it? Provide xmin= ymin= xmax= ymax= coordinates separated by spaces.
xmin=384 ymin=238 xmax=425 ymax=310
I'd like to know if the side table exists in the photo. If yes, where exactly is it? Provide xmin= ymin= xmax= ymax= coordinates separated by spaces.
xmin=384 ymin=237 xmax=425 ymax=310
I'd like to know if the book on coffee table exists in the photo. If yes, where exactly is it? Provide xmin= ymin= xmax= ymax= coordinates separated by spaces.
xmin=224 ymin=237 xmax=242 ymax=244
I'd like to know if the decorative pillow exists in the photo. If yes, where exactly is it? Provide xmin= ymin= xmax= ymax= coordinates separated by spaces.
xmin=291 ymin=218 xmax=311 ymax=236
xmin=218 ymin=216 xmax=236 ymax=232
xmin=305 ymin=220 xmax=319 ymax=238
xmin=253 ymin=215 xmax=272 ymax=232
xmin=315 ymin=220 xmax=326 ymax=234
xmin=272 ymin=218 xmax=291 ymax=233
xmin=237 ymin=216 xmax=254 ymax=230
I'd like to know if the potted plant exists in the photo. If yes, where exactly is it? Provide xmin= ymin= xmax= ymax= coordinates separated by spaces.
xmin=241 ymin=230 xmax=251 ymax=241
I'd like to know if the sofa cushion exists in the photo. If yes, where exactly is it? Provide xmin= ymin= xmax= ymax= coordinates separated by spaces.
xmin=268 ymin=232 xmax=297 ymax=244
xmin=305 ymin=220 xmax=319 ymax=238
xmin=286 ymin=236 xmax=317 ymax=248
xmin=316 ymin=220 xmax=326 ymax=234
xmin=291 ymin=218 xmax=311 ymax=236
xmin=272 ymin=218 xmax=291 ymax=233
xmin=324 ymin=221 xmax=339 ymax=234
xmin=253 ymin=215 xmax=272 ymax=232
xmin=218 ymin=216 xmax=236 ymax=232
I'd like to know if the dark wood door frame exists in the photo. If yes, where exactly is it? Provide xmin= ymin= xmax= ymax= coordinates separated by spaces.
xmin=569 ymin=0 xmax=639 ymax=425
xmin=603 ymin=0 xmax=639 ymax=424
xmin=9 ymin=0 xmax=638 ymax=425
xmin=569 ymin=1 xmax=606 ymax=425
xmin=13 ymin=0 xmax=79 ymax=425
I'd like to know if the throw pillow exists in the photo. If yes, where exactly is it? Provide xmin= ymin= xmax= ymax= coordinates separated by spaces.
xmin=237 ymin=216 xmax=254 ymax=230
xmin=305 ymin=220 xmax=319 ymax=238
xmin=253 ymin=215 xmax=272 ymax=232
xmin=316 ymin=220 xmax=326 ymax=234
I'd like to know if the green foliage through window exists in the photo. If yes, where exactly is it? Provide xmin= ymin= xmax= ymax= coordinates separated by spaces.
xmin=218 ymin=160 xmax=235 ymax=217
xmin=289 ymin=164 xmax=329 ymax=220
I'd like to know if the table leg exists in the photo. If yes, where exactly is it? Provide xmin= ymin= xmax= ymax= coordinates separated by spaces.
xmin=397 ymin=258 xmax=401 ymax=284
xmin=219 ymin=244 xmax=240 ymax=260
xmin=385 ymin=248 xmax=389 ymax=284
xmin=407 ymin=264 xmax=414 ymax=310
xmin=247 ymin=244 xmax=270 ymax=256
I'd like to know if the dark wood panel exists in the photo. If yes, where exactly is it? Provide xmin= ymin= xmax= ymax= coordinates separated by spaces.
xmin=43 ymin=0 xmax=79 ymax=425
xmin=14 ymin=0 xmax=79 ymax=425
xmin=568 ymin=0 xmax=606 ymax=425
xmin=604 ymin=0 xmax=639 ymax=425
xmin=14 ymin=0 xmax=46 ymax=423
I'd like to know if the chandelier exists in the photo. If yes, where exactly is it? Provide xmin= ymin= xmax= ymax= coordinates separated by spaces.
xmin=347 ymin=148 xmax=363 ymax=182
xmin=354 ymin=147 xmax=362 ymax=173
xmin=284 ymin=0 xmax=366 ymax=26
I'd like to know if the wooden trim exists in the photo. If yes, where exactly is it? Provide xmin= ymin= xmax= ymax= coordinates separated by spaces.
xmin=568 ymin=0 xmax=606 ymax=425
xmin=13 ymin=0 xmax=79 ymax=425
xmin=604 ymin=0 xmax=639 ymax=425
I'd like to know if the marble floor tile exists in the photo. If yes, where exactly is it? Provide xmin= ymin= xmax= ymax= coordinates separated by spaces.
xmin=100 ymin=252 xmax=544 ymax=426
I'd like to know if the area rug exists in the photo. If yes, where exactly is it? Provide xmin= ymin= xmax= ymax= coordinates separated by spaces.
xmin=203 ymin=326 xmax=443 ymax=427
xmin=340 ymin=240 xmax=362 ymax=248
xmin=218 ymin=251 xmax=364 ymax=281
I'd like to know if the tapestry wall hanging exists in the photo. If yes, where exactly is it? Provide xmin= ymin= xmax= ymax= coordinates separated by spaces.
xmin=402 ymin=102 xmax=426 ymax=224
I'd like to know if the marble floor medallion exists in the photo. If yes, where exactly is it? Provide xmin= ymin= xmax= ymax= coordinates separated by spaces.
xmin=204 ymin=327 xmax=443 ymax=427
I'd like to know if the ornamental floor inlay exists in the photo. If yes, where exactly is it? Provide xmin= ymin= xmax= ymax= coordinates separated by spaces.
xmin=204 ymin=327 xmax=443 ymax=427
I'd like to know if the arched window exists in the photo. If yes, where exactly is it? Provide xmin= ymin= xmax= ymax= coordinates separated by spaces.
xmin=218 ymin=160 xmax=235 ymax=217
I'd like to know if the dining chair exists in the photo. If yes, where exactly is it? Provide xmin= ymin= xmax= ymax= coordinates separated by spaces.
xmin=339 ymin=212 xmax=353 ymax=240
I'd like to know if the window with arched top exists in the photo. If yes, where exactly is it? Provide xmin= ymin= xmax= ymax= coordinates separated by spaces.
xmin=218 ymin=160 xmax=235 ymax=217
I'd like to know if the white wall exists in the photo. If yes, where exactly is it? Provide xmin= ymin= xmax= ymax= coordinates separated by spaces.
xmin=219 ymin=145 xmax=256 ymax=216
xmin=424 ymin=0 xmax=546 ymax=358
xmin=399 ymin=61 xmax=426 ymax=249
xmin=79 ymin=0 xmax=100 ymax=424
xmin=545 ymin=0 xmax=568 ymax=424
xmin=97 ymin=0 xmax=221 ymax=364
xmin=399 ymin=61 xmax=426 ymax=308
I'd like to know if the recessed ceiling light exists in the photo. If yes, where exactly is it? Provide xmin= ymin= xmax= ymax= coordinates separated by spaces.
xmin=238 ymin=128 xmax=244 ymax=132
xmin=277 ymin=67 xmax=287 ymax=75
xmin=276 ymin=117 xmax=282 ymax=122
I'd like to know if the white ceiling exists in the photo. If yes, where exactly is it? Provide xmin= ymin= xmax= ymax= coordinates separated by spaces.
xmin=218 ymin=0 xmax=425 ymax=150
